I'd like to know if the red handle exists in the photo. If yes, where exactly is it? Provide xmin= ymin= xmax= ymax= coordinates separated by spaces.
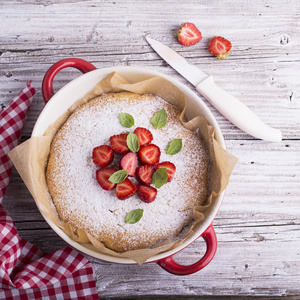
xmin=42 ymin=58 xmax=97 ymax=104
xmin=157 ymin=224 xmax=217 ymax=275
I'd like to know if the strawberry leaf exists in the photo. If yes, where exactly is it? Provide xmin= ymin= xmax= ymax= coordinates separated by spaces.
xmin=166 ymin=139 xmax=182 ymax=155
xmin=125 ymin=209 xmax=144 ymax=224
xmin=120 ymin=113 xmax=134 ymax=128
xmin=109 ymin=170 xmax=128 ymax=183
xmin=151 ymin=108 xmax=167 ymax=129
xmin=152 ymin=168 xmax=168 ymax=188
xmin=126 ymin=132 xmax=140 ymax=152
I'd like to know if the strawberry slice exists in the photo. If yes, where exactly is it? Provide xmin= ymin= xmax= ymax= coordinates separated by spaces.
xmin=96 ymin=167 xmax=117 ymax=190
xmin=138 ymin=144 xmax=161 ymax=166
xmin=137 ymin=184 xmax=157 ymax=203
xmin=116 ymin=178 xmax=137 ymax=200
xmin=134 ymin=127 xmax=153 ymax=146
xmin=120 ymin=152 xmax=138 ymax=176
xmin=92 ymin=145 xmax=114 ymax=167
xmin=136 ymin=165 xmax=155 ymax=185
xmin=110 ymin=133 xmax=129 ymax=154
xmin=208 ymin=36 xmax=232 ymax=59
xmin=174 ymin=22 xmax=202 ymax=46
xmin=156 ymin=161 xmax=176 ymax=182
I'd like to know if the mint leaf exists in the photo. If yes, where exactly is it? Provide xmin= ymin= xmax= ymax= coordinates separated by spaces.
xmin=109 ymin=170 xmax=128 ymax=183
xmin=166 ymin=139 xmax=182 ymax=155
xmin=151 ymin=108 xmax=167 ymax=129
xmin=125 ymin=209 xmax=144 ymax=224
xmin=152 ymin=168 xmax=168 ymax=188
xmin=120 ymin=113 xmax=134 ymax=128
xmin=126 ymin=132 xmax=140 ymax=152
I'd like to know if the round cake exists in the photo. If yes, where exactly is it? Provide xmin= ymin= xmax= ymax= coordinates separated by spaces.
xmin=46 ymin=92 xmax=209 ymax=252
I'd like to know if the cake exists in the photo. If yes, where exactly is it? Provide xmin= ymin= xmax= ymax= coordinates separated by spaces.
xmin=46 ymin=92 xmax=209 ymax=252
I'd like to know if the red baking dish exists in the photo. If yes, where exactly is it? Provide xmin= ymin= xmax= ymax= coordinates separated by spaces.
xmin=32 ymin=58 xmax=226 ymax=275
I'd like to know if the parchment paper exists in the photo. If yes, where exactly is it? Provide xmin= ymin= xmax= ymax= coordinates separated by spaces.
xmin=9 ymin=72 xmax=238 ymax=264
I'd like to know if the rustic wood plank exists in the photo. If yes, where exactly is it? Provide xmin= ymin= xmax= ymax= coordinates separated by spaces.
xmin=1 ymin=0 xmax=300 ymax=298
xmin=1 ymin=0 xmax=300 ymax=140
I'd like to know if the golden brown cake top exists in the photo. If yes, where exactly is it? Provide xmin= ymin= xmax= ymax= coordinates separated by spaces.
xmin=47 ymin=92 xmax=208 ymax=252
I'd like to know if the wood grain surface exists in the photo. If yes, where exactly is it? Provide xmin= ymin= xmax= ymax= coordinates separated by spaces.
xmin=1 ymin=0 xmax=300 ymax=298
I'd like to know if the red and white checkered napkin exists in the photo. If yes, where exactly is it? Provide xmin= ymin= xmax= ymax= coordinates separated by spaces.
xmin=0 ymin=82 xmax=98 ymax=299
xmin=0 ymin=82 xmax=34 ymax=200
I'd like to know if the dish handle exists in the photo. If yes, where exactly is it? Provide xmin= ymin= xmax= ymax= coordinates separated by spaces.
xmin=42 ymin=58 xmax=97 ymax=103
xmin=156 ymin=224 xmax=217 ymax=275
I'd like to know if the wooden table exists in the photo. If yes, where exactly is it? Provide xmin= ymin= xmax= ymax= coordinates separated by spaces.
xmin=1 ymin=1 xmax=300 ymax=298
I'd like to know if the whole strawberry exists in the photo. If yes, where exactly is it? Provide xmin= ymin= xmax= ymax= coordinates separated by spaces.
xmin=174 ymin=22 xmax=202 ymax=46
xmin=209 ymin=36 xmax=232 ymax=59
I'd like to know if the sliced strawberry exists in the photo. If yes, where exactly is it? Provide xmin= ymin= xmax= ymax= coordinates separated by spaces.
xmin=136 ymin=165 xmax=155 ymax=185
xmin=116 ymin=178 xmax=137 ymax=200
xmin=120 ymin=152 xmax=138 ymax=176
xmin=174 ymin=22 xmax=202 ymax=46
xmin=138 ymin=144 xmax=161 ymax=166
xmin=96 ymin=167 xmax=117 ymax=190
xmin=92 ymin=145 xmax=114 ymax=167
xmin=137 ymin=184 xmax=157 ymax=203
xmin=156 ymin=161 xmax=176 ymax=182
xmin=110 ymin=133 xmax=129 ymax=154
xmin=208 ymin=36 xmax=232 ymax=59
xmin=134 ymin=127 xmax=153 ymax=146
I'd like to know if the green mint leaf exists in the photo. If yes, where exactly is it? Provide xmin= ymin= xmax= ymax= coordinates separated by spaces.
xmin=152 ymin=168 xmax=168 ymax=188
xmin=120 ymin=113 xmax=134 ymax=128
xmin=108 ymin=170 xmax=128 ymax=183
xmin=125 ymin=209 xmax=144 ymax=224
xmin=166 ymin=139 xmax=182 ymax=155
xmin=126 ymin=132 xmax=140 ymax=152
xmin=151 ymin=108 xmax=167 ymax=129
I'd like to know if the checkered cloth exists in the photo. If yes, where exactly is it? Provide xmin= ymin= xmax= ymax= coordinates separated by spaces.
xmin=0 ymin=82 xmax=98 ymax=299
xmin=0 ymin=82 xmax=34 ymax=199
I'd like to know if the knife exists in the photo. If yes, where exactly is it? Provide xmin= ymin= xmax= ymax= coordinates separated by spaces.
xmin=145 ymin=36 xmax=282 ymax=142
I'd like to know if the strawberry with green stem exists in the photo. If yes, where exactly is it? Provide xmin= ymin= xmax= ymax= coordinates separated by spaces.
xmin=209 ymin=36 xmax=232 ymax=59
xmin=173 ymin=22 xmax=202 ymax=46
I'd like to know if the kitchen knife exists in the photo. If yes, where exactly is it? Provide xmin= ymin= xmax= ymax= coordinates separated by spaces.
xmin=145 ymin=36 xmax=282 ymax=142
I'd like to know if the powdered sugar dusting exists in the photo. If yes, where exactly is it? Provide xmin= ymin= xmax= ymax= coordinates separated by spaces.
xmin=47 ymin=92 xmax=208 ymax=252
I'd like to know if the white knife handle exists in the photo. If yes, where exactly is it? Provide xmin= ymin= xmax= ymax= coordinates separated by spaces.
xmin=196 ymin=75 xmax=282 ymax=142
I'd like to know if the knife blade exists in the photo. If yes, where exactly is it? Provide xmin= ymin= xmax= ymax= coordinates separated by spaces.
xmin=145 ymin=36 xmax=282 ymax=142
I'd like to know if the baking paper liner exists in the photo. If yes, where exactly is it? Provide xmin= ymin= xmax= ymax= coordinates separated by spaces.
xmin=9 ymin=72 xmax=238 ymax=264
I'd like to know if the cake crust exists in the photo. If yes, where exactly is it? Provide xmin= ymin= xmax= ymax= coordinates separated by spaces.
xmin=46 ymin=92 xmax=209 ymax=252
